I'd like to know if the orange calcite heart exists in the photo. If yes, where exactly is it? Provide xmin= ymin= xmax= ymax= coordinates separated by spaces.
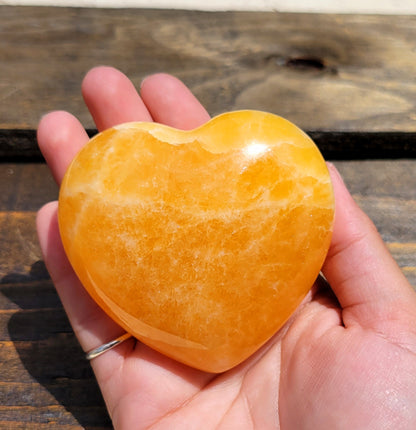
xmin=58 ymin=110 xmax=334 ymax=372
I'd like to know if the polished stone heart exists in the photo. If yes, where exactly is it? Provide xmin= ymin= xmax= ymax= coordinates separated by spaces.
xmin=58 ymin=110 xmax=334 ymax=372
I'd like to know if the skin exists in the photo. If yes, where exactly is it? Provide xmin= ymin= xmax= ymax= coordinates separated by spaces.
xmin=37 ymin=66 xmax=416 ymax=429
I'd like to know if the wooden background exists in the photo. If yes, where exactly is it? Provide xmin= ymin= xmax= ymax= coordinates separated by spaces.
xmin=0 ymin=6 xmax=415 ymax=428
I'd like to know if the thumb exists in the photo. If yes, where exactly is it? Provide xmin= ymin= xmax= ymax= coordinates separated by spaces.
xmin=322 ymin=164 xmax=416 ymax=344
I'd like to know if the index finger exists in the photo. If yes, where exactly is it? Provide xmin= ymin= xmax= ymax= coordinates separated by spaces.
xmin=38 ymin=67 xmax=154 ymax=184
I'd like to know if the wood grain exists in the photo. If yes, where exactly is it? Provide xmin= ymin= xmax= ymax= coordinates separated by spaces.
xmin=1 ymin=6 xmax=416 ymax=428
xmin=1 ymin=6 xmax=416 ymax=132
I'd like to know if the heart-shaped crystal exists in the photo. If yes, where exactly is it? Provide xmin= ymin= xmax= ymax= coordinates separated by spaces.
xmin=58 ymin=110 xmax=334 ymax=372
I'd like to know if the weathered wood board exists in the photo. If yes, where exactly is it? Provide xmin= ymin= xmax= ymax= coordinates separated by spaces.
xmin=1 ymin=6 xmax=416 ymax=132
xmin=1 ymin=5 xmax=416 ymax=429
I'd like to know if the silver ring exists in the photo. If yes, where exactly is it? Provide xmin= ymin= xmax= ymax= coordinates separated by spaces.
xmin=86 ymin=333 xmax=133 ymax=360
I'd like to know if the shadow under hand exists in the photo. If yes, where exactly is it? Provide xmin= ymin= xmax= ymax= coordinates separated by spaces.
xmin=2 ymin=261 xmax=112 ymax=429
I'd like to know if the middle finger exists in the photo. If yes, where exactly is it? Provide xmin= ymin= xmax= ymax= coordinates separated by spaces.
xmin=82 ymin=66 xmax=153 ymax=131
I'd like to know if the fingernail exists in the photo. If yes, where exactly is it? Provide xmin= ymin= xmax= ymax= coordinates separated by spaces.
xmin=327 ymin=162 xmax=346 ymax=186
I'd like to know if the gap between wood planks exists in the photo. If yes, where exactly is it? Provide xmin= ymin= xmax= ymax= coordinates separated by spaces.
xmin=1 ymin=129 xmax=416 ymax=162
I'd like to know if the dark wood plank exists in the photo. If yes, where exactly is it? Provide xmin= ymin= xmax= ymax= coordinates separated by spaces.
xmin=0 ymin=337 xmax=112 ymax=428
xmin=0 ymin=280 xmax=59 ymax=311
xmin=0 ymin=377 xmax=104 ymax=407
xmin=2 ymin=129 xmax=416 ymax=162
xmin=337 ymin=160 xmax=416 ymax=287
xmin=1 ymin=6 xmax=416 ymax=133
xmin=0 ymin=301 xmax=112 ymax=428
xmin=0 ymin=212 xmax=41 ymax=279
xmin=0 ymin=164 xmax=58 ymax=280
xmin=0 ymin=163 xmax=58 ymax=211
xmin=0 ymin=405 xmax=110 ymax=429
xmin=337 ymin=160 xmax=416 ymax=241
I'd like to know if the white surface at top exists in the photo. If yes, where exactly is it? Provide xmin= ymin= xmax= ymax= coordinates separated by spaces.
xmin=1 ymin=0 xmax=416 ymax=14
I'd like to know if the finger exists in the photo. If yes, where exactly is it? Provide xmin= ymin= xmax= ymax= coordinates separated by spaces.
xmin=140 ymin=73 xmax=210 ymax=130
xmin=82 ymin=66 xmax=153 ymax=130
xmin=322 ymin=164 xmax=416 ymax=337
xmin=37 ymin=111 xmax=89 ymax=185
xmin=36 ymin=202 xmax=130 ymax=356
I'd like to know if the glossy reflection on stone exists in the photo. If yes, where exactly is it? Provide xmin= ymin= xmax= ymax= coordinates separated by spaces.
xmin=58 ymin=110 xmax=335 ymax=372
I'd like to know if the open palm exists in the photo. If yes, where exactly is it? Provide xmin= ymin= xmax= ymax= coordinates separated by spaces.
xmin=37 ymin=67 xmax=416 ymax=429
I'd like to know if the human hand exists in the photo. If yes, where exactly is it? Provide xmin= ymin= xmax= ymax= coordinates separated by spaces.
xmin=37 ymin=66 xmax=416 ymax=429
